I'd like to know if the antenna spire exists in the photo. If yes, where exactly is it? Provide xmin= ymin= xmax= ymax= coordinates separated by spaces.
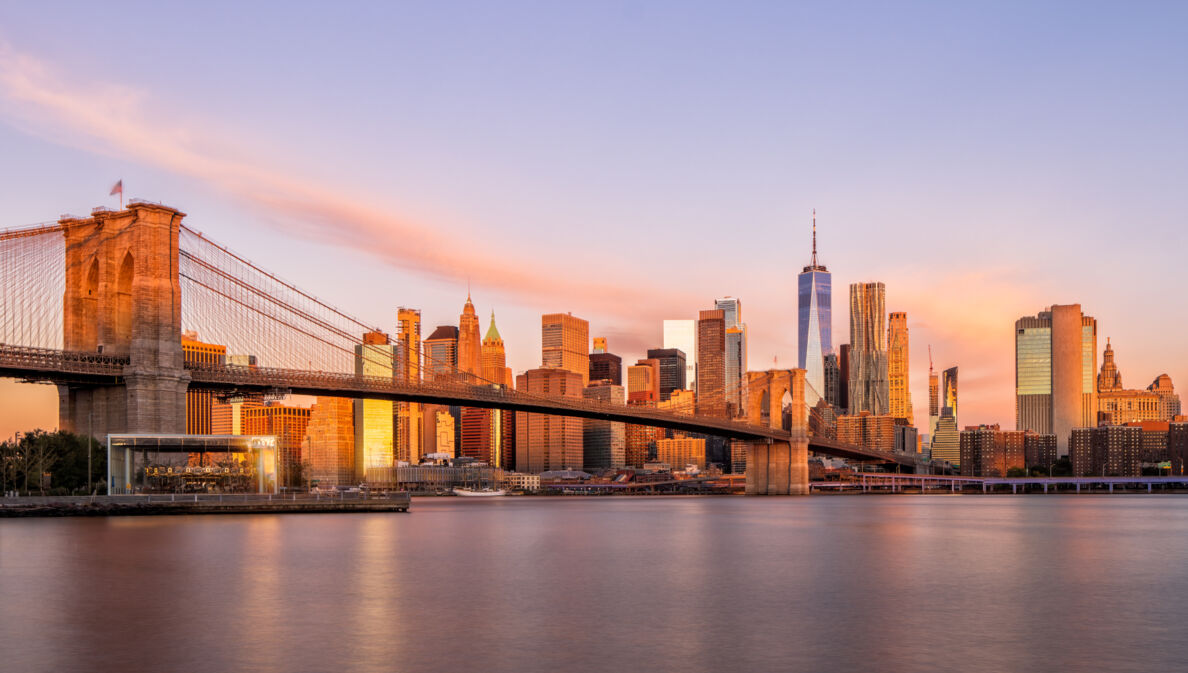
xmin=811 ymin=209 xmax=818 ymax=268
xmin=928 ymin=344 xmax=933 ymax=375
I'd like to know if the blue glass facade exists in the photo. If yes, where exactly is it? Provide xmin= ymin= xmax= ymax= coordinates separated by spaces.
xmin=797 ymin=269 xmax=832 ymax=402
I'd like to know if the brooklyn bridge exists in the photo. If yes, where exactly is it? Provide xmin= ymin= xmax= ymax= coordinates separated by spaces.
xmin=0 ymin=201 xmax=921 ymax=495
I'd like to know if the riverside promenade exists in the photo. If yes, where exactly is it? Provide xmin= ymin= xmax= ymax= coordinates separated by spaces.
xmin=0 ymin=492 xmax=411 ymax=517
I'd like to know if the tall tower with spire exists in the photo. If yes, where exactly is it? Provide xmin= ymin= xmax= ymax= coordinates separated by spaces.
xmin=481 ymin=310 xmax=512 ymax=386
xmin=457 ymin=292 xmax=481 ymax=381
xmin=797 ymin=209 xmax=832 ymax=405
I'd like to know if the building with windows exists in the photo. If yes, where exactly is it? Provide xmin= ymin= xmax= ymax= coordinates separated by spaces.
xmin=582 ymin=381 xmax=626 ymax=471
xmin=1149 ymin=375 xmax=1182 ymax=420
xmin=1096 ymin=339 xmax=1179 ymax=425
xmin=647 ymin=348 xmax=687 ymax=401
xmin=589 ymin=351 xmax=622 ymax=386
xmin=480 ymin=311 xmax=512 ymax=386
xmin=542 ymin=313 xmax=590 ymax=384
xmin=696 ymin=309 xmax=727 ymax=417
xmin=959 ymin=425 xmax=1025 ymax=477
xmin=887 ymin=312 xmax=912 ymax=423
xmin=457 ymin=295 xmax=482 ymax=380
xmin=931 ymin=411 xmax=960 ymax=467
xmin=836 ymin=411 xmax=895 ymax=452
xmin=848 ymin=282 xmax=888 ymax=415
xmin=395 ymin=307 xmax=423 ymax=465
xmin=627 ymin=358 xmax=660 ymax=403
xmin=663 ymin=319 xmax=697 ymax=391
xmin=304 ymin=396 xmax=354 ymax=487
xmin=716 ymin=297 xmax=747 ymax=413
xmin=1070 ymin=425 xmax=1141 ymax=477
xmin=354 ymin=331 xmax=395 ymax=478
xmin=244 ymin=404 xmax=311 ymax=487
xmin=515 ymin=367 xmax=584 ymax=473
xmin=182 ymin=334 xmax=227 ymax=434
xmin=1015 ymin=305 xmax=1097 ymax=455
xmin=656 ymin=436 xmax=707 ymax=470
xmin=1024 ymin=432 xmax=1058 ymax=471
xmin=798 ymin=213 xmax=832 ymax=406
xmin=423 ymin=325 xmax=459 ymax=381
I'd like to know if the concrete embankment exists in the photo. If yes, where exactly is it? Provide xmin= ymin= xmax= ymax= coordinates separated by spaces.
xmin=0 ymin=494 xmax=411 ymax=517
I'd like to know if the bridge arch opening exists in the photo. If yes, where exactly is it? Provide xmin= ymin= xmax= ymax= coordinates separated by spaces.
xmin=81 ymin=257 xmax=99 ymax=349
xmin=115 ymin=251 xmax=134 ymax=350
xmin=781 ymin=389 xmax=795 ymax=431
xmin=759 ymin=389 xmax=770 ymax=427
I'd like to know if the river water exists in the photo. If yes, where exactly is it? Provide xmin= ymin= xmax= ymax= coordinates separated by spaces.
xmin=1 ymin=495 xmax=1185 ymax=673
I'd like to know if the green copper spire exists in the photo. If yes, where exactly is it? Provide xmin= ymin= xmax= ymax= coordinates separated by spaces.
xmin=484 ymin=310 xmax=501 ymax=342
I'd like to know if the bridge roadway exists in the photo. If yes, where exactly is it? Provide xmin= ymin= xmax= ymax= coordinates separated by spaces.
xmin=0 ymin=344 xmax=915 ymax=466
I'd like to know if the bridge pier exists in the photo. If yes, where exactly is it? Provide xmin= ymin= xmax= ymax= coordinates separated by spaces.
xmin=745 ymin=437 xmax=809 ymax=495
xmin=57 ymin=203 xmax=190 ymax=436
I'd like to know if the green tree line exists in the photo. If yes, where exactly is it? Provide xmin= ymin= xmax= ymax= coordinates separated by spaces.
xmin=1 ymin=429 xmax=106 ymax=496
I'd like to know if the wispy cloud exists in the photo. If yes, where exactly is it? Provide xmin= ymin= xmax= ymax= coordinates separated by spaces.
xmin=0 ymin=43 xmax=701 ymax=326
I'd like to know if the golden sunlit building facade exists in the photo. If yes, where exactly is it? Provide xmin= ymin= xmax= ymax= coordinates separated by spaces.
xmin=304 ymin=397 xmax=354 ymax=487
xmin=542 ymin=313 xmax=589 ymax=384
xmin=181 ymin=334 xmax=226 ymax=434
xmin=887 ymin=312 xmax=912 ymax=422
xmin=354 ymin=331 xmax=395 ymax=478
xmin=656 ymin=436 xmax=707 ymax=470
xmin=515 ymin=367 xmax=584 ymax=473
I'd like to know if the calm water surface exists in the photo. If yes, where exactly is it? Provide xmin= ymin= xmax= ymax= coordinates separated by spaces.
xmin=2 ymin=495 xmax=1186 ymax=673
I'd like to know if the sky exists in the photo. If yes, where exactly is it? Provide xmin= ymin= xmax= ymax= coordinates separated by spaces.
xmin=1 ymin=1 xmax=1186 ymax=440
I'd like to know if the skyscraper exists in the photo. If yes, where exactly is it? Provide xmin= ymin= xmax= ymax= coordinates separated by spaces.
xmin=583 ymin=381 xmax=626 ymax=471
xmin=627 ymin=358 xmax=660 ymax=403
xmin=696 ymin=309 xmax=727 ymax=417
xmin=942 ymin=366 xmax=958 ymax=423
xmin=716 ymin=297 xmax=747 ymax=414
xmin=928 ymin=353 xmax=939 ymax=442
xmin=663 ymin=319 xmax=697 ymax=390
xmin=798 ymin=211 xmax=832 ymax=405
xmin=354 ymin=331 xmax=395 ymax=478
xmin=304 ymin=396 xmax=354 ymax=487
xmin=516 ymin=367 xmax=584 ymax=473
xmin=887 ymin=312 xmax=912 ymax=423
xmin=395 ymin=307 xmax=422 ymax=465
xmin=646 ymin=347 xmax=687 ymax=400
xmin=423 ymin=325 xmax=459 ymax=381
xmin=542 ymin=313 xmax=590 ymax=384
xmin=457 ymin=294 xmax=481 ymax=381
xmin=589 ymin=350 xmax=623 ymax=385
xmin=1015 ymin=305 xmax=1097 ymax=454
xmin=848 ymin=282 xmax=888 ymax=415
xmin=823 ymin=353 xmax=840 ymax=409
xmin=481 ymin=311 xmax=512 ymax=386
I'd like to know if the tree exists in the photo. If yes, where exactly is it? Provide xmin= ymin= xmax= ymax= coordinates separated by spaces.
xmin=0 ymin=429 xmax=106 ymax=495
xmin=1006 ymin=467 xmax=1028 ymax=478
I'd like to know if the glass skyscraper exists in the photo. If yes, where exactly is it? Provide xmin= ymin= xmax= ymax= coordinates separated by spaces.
xmin=715 ymin=297 xmax=746 ymax=414
xmin=663 ymin=319 xmax=697 ymax=390
xmin=797 ymin=213 xmax=831 ymax=405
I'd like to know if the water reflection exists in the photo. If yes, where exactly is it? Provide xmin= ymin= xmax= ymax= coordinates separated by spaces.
xmin=3 ymin=496 xmax=1188 ymax=673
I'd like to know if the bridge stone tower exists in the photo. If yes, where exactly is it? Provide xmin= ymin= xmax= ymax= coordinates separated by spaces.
xmin=58 ymin=203 xmax=190 ymax=437
xmin=743 ymin=369 xmax=809 ymax=495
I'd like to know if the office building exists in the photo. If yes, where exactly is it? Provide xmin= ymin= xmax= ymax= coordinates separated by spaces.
xmin=423 ymin=325 xmax=459 ymax=381
xmin=460 ymin=407 xmax=512 ymax=468
xmin=838 ymin=344 xmax=851 ymax=411
xmin=542 ymin=313 xmax=590 ymax=384
xmin=396 ymin=307 xmax=423 ymax=465
xmin=457 ymin=294 xmax=481 ymax=380
xmin=931 ymin=410 xmax=960 ymax=467
xmin=942 ymin=367 xmax=958 ymax=424
xmin=582 ymin=382 xmax=626 ymax=471
xmin=1015 ymin=305 xmax=1098 ymax=455
xmin=848 ymin=282 xmax=888 ymax=415
xmin=304 ymin=397 xmax=354 ymax=487
xmin=663 ymin=319 xmax=697 ymax=390
xmin=589 ymin=346 xmax=623 ymax=386
xmin=798 ymin=212 xmax=832 ymax=405
xmin=1169 ymin=423 xmax=1188 ymax=475
xmin=1096 ymin=339 xmax=1177 ymax=424
xmin=212 ymin=396 xmax=264 ymax=436
xmin=515 ymin=368 xmax=584 ymax=473
xmin=928 ymin=360 xmax=939 ymax=443
xmin=181 ymin=334 xmax=227 ymax=434
xmin=647 ymin=348 xmax=687 ymax=400
xmin=1149 ymin=375 xmax=1182 ymax=420
xmin=593 ymin=337 xmax=607 ymax=353
xmin=823 ymin=353 xmax=840 ymax=409
xmin=1070 ymin=425 xmax=1141 ymax=477
xmin=894 ymin=424 xmax=919 ymax=455
xmin=887 ymin=312 xmax=912 ymax=422
xmin=697 ymin=309 xmax=727 ymax=417
xmin=354 ymin=331 xmax=396 ymax=478
xmin=244 ymin=404 xmax=311 ymax=487
xmin=481 ymin=311 xmax=512 ymax=386
xmin=716 ymin=297 xmax=747 ymax=413
xmin=628 ymin=358 xmax=660 ymax=403
xmin=656 ymin=436 xmax=707 ymax=470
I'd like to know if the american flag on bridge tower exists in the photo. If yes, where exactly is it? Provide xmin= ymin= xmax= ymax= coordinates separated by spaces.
xmin=109 ymin=179 xmax=123 ymax=209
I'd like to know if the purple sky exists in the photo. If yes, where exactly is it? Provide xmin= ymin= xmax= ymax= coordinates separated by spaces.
xmin=1 ymin=1 xmax=1186 ymax=439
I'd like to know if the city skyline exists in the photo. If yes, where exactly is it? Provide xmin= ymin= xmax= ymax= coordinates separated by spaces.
xmin=1 ymin=3 xmax=1187 ymax=438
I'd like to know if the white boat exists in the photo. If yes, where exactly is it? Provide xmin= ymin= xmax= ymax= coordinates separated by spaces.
xmin=453 ymin=487 xmax=506 ymax=497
